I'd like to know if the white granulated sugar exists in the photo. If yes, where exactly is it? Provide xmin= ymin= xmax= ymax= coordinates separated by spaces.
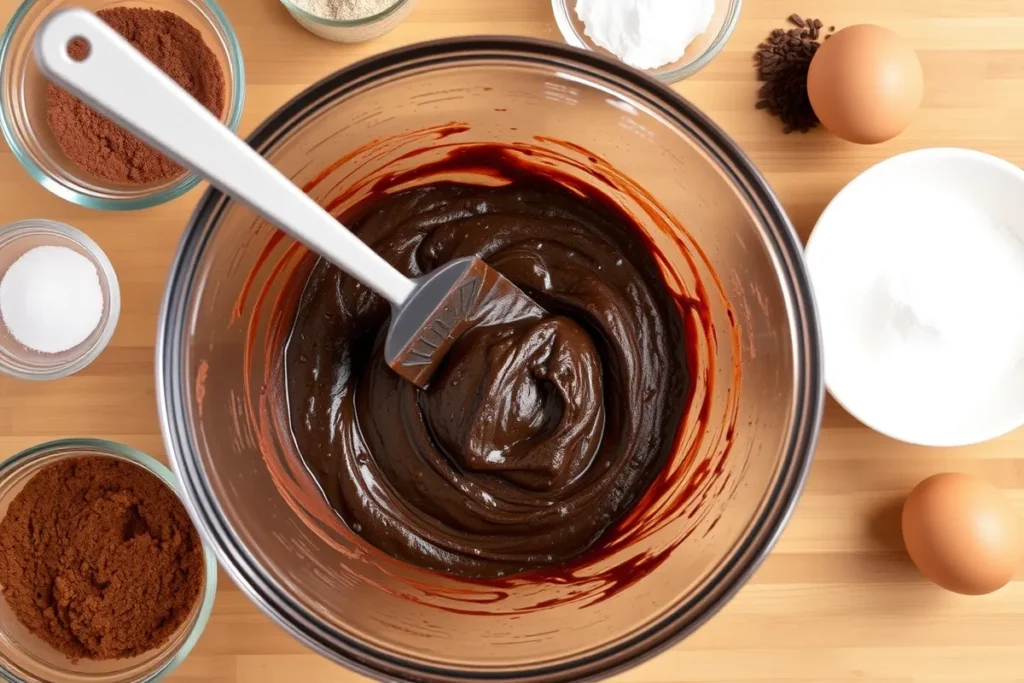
xmin=861 ymin=198 xmax=1024 ymax=404
xmin=0 ymin=246 xmax=104 ymax=354
xmin=575 ymin=0 xmax=716 ymax=70
xmin=291 ymin=0 xmax=396 ymax=21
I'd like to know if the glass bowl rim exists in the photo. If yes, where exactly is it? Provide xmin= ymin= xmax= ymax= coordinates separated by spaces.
xmin=0 ymin=437 xmax=219 ymax=681
xmin=0 ymin=0 xmax=247 ymax=212
xmin=550 ymin=0 xmax=743 ymax=83
xmin=279 ymin=0 xmax=413 ymax=27
xmin=156 ymin=36 xmax=823 ymax=681
xmin=0 ymin=219 xmax=121 ymax=381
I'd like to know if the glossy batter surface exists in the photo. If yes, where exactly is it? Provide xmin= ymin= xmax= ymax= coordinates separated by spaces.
xmin=285 ymin=179 xmax=688 ymax=578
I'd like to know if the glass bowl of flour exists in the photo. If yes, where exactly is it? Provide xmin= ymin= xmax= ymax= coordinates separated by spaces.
xmin=280 ymin=0 xmax=415 ymax=42
xmin=553 ymin=0 xmax=741 ymax=83
xmin=0 ymin=220 xmax=120 ymax=380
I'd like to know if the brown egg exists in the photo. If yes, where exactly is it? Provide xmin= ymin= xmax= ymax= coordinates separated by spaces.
xmin=807 ymin=25 xmax=923 ymax=144
xmin=902 ymin=473 xmax=1021 ymax=595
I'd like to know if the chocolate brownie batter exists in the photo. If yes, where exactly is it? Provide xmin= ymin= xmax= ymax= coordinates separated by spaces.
xmin=285 ymin=174 xmax=688 ymax=579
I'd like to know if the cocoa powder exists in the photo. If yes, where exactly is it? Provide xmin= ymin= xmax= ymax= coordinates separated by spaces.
xmin=46 ymin=7 xmax=226 ymax=185
xmin=0 ymin=457 xmax=205 ymax=661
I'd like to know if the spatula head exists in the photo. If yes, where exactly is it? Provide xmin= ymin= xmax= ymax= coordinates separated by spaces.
xmin=385 ymin=257 xmax=545 ymax=388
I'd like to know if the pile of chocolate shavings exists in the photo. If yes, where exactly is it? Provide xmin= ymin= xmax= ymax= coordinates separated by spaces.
xmin=754 ymin=14 xmax=835 ymax=133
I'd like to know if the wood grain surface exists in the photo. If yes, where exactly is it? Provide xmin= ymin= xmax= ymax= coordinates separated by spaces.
xmin=2 ymin=0 xmax=1023 ymax=681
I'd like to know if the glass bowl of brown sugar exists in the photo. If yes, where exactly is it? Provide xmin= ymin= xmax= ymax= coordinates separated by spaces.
xmin=0 ymin=439 xmax=218 ymax=682
xmin=0 ymin=0 xmax=245 ymax=211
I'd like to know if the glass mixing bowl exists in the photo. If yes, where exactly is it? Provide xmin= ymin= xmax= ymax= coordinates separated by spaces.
xmin=157 ymin=38 xmax=822 ymax=682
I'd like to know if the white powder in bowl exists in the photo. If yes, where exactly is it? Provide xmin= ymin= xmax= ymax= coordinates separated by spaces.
xmin=290 ymin=0 xmax=398 ymax=21
xmin=0 ymin=246 xmax=104 ymax=354
xmin=806 ymin=149 xmax=1024 ymax=446
xmin=575 ymin=0 xmax=716 ymax=70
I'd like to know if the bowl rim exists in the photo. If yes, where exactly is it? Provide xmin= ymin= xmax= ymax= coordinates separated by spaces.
xmin=550 ymin=0 xmax=742 ymax=83
xmin=805 ymin=146 xmax=1024 ymax=448
xmin=279 ymin=0 xmax=413 ymax=27
xmin=0 ymin=219 xmax=121 ymax=381
xmin=156 ymin=36 xmax=823 ymax=682
xmin=0 ymin=438 xmax=219 ymax=682
xmin=0 ymin=0 xmax=246 ymax=212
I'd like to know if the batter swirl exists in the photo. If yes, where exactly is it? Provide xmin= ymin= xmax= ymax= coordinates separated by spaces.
xmin=286 ymin=178 xmax=688 ymax=578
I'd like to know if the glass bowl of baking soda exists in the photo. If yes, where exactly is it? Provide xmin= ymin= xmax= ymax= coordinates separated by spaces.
xmin=0 ymin=220 xmax=120 ymax=381
xmin=552 ymin=0 xmax=741 ymax=83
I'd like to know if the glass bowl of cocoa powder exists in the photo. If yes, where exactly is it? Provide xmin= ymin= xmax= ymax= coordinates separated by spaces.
xmin=0 ymin=439 xmax=218 ymax=682
xmin=0 ymin=0 xmax=244 ymax=211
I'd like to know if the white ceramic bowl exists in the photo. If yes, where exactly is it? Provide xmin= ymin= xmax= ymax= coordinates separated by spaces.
xmin=806 ymin=148 xmax=1024 ymax=447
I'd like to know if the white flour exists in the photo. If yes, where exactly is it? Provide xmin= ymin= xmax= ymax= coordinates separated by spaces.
xmin=290 ymin=0 xmax=396 ymax=21
xmin=575 ymin=0 xmax=716 ymax=70
xmin=874 ymin=200 xmax=1024 ymax=394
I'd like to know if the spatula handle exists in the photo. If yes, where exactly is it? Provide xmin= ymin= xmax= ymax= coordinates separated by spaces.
xmin=35 ymin=8 xmax=415 ymax=306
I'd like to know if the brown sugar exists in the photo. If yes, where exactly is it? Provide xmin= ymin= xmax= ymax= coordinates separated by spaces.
xmin=0 ymin=456 xmax=205 ymax=661
xmin=46 ymin=7 xmax=226 ymax=185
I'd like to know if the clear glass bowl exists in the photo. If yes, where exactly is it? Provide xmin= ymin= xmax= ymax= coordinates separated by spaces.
xmin=0 ymin=219 xmax=120 ymax=380
xmin=0 ymin=439 xmax=218 ymax=683
xmin=552 ymin=0 xmax=741 ymax=83
xmin=279 ymin=0 xmax=416 ymax=43
xmin=157 ymin=38 xmax=822 ymax=681
xmin=0 ymin=0 xmax=245 ymax=211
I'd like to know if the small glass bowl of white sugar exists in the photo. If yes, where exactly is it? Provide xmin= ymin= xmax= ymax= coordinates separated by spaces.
xmin=280 ymin=0 xmax=416 ymax=43
xmin=552 ymin=0 xmax=742 ymax=83
xmin=0 ymin=219 xmax=120 ymax=380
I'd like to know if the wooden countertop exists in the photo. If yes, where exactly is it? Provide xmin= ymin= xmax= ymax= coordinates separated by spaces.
xmin=1 ymin=0 xmax=1023 ymax=681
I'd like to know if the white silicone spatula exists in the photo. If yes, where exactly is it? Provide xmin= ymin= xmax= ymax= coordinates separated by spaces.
xmin=35 ymin=9 xmax=543 ymax=388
